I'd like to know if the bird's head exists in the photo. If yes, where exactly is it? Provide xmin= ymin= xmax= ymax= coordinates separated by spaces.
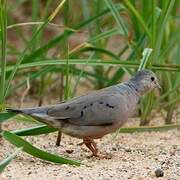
xmin=130 ymin=69 xmax=161 ymax=95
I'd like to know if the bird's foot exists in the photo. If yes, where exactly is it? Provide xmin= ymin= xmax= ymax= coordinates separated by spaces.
xmin=83 ymin=138 xmax=113 ymax=159
xmin=83 ymin=138 xmax=98 ymax=156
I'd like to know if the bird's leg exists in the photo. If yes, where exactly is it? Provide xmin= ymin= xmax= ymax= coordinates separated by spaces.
xmin=56 ymin=131 xmax=62 ymax=146
xmin=83 ymin=138 xmax=112 ymax=159
xmin=83 ymin=138 xmax=98 ymax=156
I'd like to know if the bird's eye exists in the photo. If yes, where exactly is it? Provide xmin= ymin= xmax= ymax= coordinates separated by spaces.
xmin=151 ymin=76 xmax=155 ymax=81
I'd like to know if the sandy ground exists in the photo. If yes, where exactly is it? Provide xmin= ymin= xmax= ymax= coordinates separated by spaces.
xmin=0 ymin=115 xmax=180 ymax=180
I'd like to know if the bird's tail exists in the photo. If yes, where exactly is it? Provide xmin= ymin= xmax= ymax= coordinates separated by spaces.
xmin=6 ymin=106 xmax=49 ymax=115
xmin=6 ymin=107 xmax=62 ymax=129
xmin=6 ymin=108 xmax=24 ymax=114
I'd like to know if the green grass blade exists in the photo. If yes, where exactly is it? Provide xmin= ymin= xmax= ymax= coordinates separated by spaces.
xmin=3 ymin=131 xmax=81 ymax=166
xmin=155 ymin=83 xmax=180 ymax=105
xmin=0 ymin=147 xmax=22 ymax=174
xmin=12 ymin=125 xmax=57 ymax=136
xmin=12 ymin=123 xmax=180 ymax=137
xmin=106 ymin=68 xmax=126 ymax=86
xmin=123 ymin=0 xmax=151 ymax=39
xmin=31 ymin=0 xmax=39 ymax=50
xmin=3 ymin=59 xmax=180 ymax=72
xmin=153 ymin=0 xmax=176 ymax=62
xmin=5 ymin=0 xmax=67 ymax=98
xmin=22 ymin=4 xmax=125 ymax=63
xmin=138 ymin=48 xmax=153 ymax=71
xmin=14 ymin=115 xmax=42 ymax=124
xmin=8 ymin=65 xmax=109 ymax=96
xmin=8 ymin=66 xmax=55 ymax=95
xmin=119 ymin=124 xmax=180 ymax=133
xmin=0 ymin=112 xmax=16 ymax=123
xmin=163 ymin=94 xmax=180 ymax=108
xmin=88 ymin=27 xmax=125 ymax=43
xmin=104 ymin=0 xmax=128 ymax=36
xmin=0 ymin=0 xmax=7 ymax=104
xmin=78 ymin=46 xmax=120 ymax=60
xmin=138 ymin=48 xmax=154 ymax=126
xmin=151 ymin=0 xmax=156 ymax=47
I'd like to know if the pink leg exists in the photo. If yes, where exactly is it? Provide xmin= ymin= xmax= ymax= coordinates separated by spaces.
xmin=83 ymin=138 xmax=98 ymax=156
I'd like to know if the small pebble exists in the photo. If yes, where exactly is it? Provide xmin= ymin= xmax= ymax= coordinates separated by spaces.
xmin=66 ymin=149 xmax=74 ymax=154
xmin=155 ymin=168 xmax=164 ymax=177
xmin=112 ymin=147 xmax=117 ymax=151
xmin=125 ymin=147 xmax=132 ymax=152
xmin=27 ymin=171 xmax=32 ymax=175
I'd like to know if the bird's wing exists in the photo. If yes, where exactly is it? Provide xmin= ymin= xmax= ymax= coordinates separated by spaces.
xmin=47 ymin=92 xmax=127 ymax=126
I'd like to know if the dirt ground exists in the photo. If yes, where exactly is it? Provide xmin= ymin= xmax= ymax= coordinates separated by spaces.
xmin=0 ymin=113 xmax=180 ymax=180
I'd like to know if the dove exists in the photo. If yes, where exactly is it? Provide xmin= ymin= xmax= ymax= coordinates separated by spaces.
xmin=7 ymin=69 xmax=161 ymax=156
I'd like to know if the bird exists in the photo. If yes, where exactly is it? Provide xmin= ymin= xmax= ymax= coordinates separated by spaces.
xmin=7 ymin=69 xmax=161 ymax=157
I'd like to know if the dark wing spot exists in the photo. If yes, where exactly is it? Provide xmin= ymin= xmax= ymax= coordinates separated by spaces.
xmin=65 ymin=106 xmax=70 ymax=110
xmin=99 ymin=101 xmax=104 ymax=104
xmin=80 ymin=111 xmax=84 ymax=117
xmin=90 ymin=103 xmax=93 ymax=106
xmin=83 ymin=106 xmax=87 ymax=109
xmin=106 ymin=103 xmax=114 ymax=108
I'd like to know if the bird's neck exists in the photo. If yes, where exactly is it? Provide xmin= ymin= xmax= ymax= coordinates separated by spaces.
xmin=128 ymin=79 xmax=150 ymax=96
xmin=114 ymin=81 xmax=140 ymax=107
xmin=117 ymin=80 xmax=141 ymax=97
xmin=116 ymin=81 xmax=140 ymax=117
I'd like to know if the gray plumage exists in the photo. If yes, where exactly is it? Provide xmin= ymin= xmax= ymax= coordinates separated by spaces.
xmin=7 ymin=69 xmax=160 ymax=156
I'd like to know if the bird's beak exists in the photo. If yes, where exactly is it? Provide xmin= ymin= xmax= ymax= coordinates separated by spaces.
xmin=155 ymin=81 xmax=162 ymax=91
